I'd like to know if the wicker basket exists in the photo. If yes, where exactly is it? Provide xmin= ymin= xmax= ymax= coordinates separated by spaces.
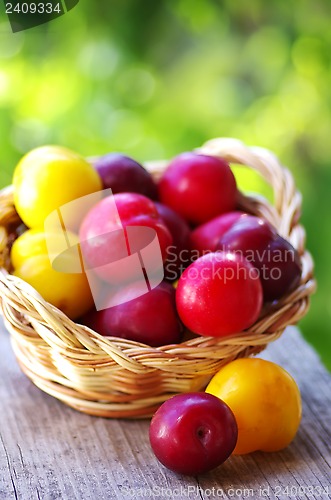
xmin=0 ymin=138 xmax=316 ymax=418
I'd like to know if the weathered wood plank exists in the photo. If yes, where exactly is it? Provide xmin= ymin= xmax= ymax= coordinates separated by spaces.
xmin=0 ymin=319 xmax=330 ymax=500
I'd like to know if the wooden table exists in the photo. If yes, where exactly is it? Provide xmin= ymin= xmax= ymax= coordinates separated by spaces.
xmin=0 ymin=319 xmax=330 ymax=500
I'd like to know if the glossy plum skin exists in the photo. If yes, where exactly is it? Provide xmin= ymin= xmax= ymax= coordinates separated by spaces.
xmin=155 ymin=202 xmax=191 ymax=281
xmin=93 ymin=153 xmax=158 ymax=199
xmin=190 ymin=211 xmax=245 ymax=256
xmin=218 ymin=215 xmax=277 ymax=256
xmin=217 ymin=216 xmax=302 ymax=301
xmin=258 ymin=235 xmax=302 ymax=302
xmin=80 ymin=281 xmax=182 ymax=347
xmin=176 ymin=252 xmax=263 ymax=337
xmin=158 ymin=153 xmax=237 ymax=225
xmin=149 ymin=392 xmax=238 ymax=475
xmin=79 ymin=193 xmax=173 ymax=284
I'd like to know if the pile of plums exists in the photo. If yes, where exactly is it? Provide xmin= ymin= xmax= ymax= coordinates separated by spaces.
xmin=80 ymin=151 xmax=301 ymax=346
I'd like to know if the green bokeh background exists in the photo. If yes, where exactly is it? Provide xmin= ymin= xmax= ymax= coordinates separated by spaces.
xmin=0 ymin=1 xmax=330 ymax=369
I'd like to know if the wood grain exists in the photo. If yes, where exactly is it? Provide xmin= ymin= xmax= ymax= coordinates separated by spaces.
xmin=0 ymin=319 xmax=330 ymax=500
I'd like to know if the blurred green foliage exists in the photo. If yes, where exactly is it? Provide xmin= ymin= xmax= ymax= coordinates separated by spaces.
xmin=0 ymin=0 xmax=330 ymax=369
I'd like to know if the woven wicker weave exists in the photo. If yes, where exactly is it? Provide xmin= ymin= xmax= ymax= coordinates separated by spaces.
xmin=0 ymin=138 xmax=316 ymax=418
